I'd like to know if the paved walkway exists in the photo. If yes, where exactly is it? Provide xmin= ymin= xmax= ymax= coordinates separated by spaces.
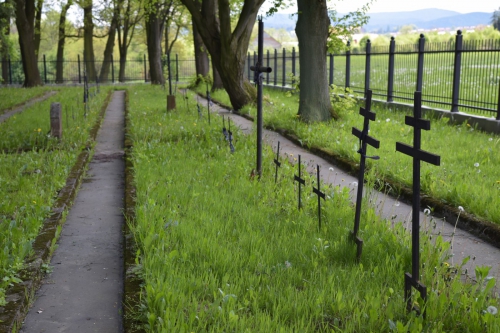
xmin=20 ymin=91 xmax=125 ymax=333
xmin=199 ymin=96 xmax=500 ymax=281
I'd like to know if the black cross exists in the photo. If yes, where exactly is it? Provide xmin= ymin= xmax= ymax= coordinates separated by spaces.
xmin=294 ymin=155 xmax=305 ymax=210
xmin=396 ymin=91 xmax=440 ymax=316
xmin=228 ymin=118 xmax=235 ymax=153
xmin=197 ymin=101 xmax=202 ymax=119
xmin=351 ymin=90 xmax=380 ymax=261
xmin=222 ymin=116 xmax=229 ymax=141
xmin=206 ymin=83 xmax=211 ymax=125
xmin=274 ymin=141 xmax=281 ymax=183
xmin=312 ymin=165 xmax=326 ymax=230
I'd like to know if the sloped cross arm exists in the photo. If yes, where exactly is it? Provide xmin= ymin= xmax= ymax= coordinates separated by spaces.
xmin=395 ymin=143 xmax=440 ymax=166
xmin=352 ymin=127 xmax=380 ymax=150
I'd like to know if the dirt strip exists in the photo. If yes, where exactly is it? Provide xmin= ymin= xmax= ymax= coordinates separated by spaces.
xmin=196 ymin=94 xmax=500 ymax=283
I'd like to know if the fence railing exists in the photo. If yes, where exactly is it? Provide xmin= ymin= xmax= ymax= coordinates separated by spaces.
xmin=246 ymin=31 xmax=500 ymax=120
xmin=0 ymin=54 xmax=197 ymax=86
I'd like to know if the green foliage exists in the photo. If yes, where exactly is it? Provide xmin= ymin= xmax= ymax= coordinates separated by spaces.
xmin=0 ymin=86 xmax=112 ymax=305
xmin=327 ymin=1 xmax=373 ymax=53
xmin=128 ymin=84 xmax=499 ymax=332
xmin=492 ymin=7 xmax=500 ymax=31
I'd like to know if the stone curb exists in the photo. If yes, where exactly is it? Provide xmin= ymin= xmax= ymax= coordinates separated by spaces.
xmin=0 ymin=89 xmax=113 ymax=332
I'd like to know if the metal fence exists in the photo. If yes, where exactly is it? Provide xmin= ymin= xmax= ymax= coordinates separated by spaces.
xmin=246 ymin=31 xmax=500 ymax=119
xmin=0 ymin=54 xmax=198 ymax=86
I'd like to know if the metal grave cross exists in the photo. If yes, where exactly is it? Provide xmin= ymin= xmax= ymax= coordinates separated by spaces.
xmin=222 ymin=116 xmax=229 ymax=141
xmin=196 ymin=96 xmax=202 ymax=118
xmin=351 ymin=90 xmax=380 ymax=261
xmin=206 ymin=82 xmax=211 ymax=125
xmin=227 ymin=118 xmax=235 ymax=153
xmin=294 ymin=155 xmax=306 ymax=210
xmin=312 ymin=165 xmax=326 ymax=230
xmin=274 ymin=141 xmax=281 ymax=183
xmin=250 ymin=16 xmax=272 ymax=177
xmin=396 ymin=91 xmax=440 ymax=315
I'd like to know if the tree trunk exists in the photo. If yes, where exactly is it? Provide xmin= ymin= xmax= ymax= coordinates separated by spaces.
xmin=56 ymin=0 xmax=71 ymax=83
xmin=145 ymin=2 xmax=165 ymax=85
xmin=192 ymin=20 xmax=208 ymax=84
xmin=211 ymin=57 xmax=223 ymax=91
xmin=295 ymin=0 xmax=335 ymax=122
xmin=1 ymin=5 xmax=10 ymax=84
xmin=181 ymin=0 xmax=264 ymax=110
xmin=99 ymin=4 xmax=118 ymax=83
xmin=83 ymin=2 xmax=97 ymax=81
xmin=15 ymin=0 xmax=42 ymax=87
xmin=34 ymin=0 xmax=43 ymax=59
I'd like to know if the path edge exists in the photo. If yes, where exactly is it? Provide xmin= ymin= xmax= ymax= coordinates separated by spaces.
xmin=0 ymin=89 xmax=113 ymax=332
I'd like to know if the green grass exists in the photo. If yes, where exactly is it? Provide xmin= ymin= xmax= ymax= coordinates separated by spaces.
xmin=127 ymin=85 xmax=499 ymax=332
xmin=0 ymin=86 xmax=52 ymax=112
xmin=198 ymin=86 xmax=500 ymax=225
xmin=0 ymin=86 xmax=112 ymax=306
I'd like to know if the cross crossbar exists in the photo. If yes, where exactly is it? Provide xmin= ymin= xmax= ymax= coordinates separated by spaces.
xmin=274 ymin=142 xmax=281 ymax=183
xmin=352 ymin=127 xmax=380 ymax=149
xmin=396 ymin=143 xmax=440 ymax=166
xmin=294 ymin=155 xmax=305 ymax=210
xmin=312 ymin=165 xmax=326 ymax=230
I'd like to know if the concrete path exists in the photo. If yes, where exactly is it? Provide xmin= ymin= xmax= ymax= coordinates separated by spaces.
xmin=200 ymin=97 xmax=500 ymax=281
xmin=20 ymin=91 xmax=125 ymax=333
xmin=0 ymin=91 xmax=58 ymax=124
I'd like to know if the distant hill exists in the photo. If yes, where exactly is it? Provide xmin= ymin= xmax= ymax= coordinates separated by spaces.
xmin=262 ymin=8 xmax=493 ymax=33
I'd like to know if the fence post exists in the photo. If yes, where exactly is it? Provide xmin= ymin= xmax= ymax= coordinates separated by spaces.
xmin=346 ymin=41 xmax=351 ymax=90
xmin=329 ymin=53 xmax=333 ymax=86
xmin=8 ymin=56 xmax=12 ymax=85
xmin=43 ymin=54 xmax=47 ymax=84
xmin=292 ymin=47 xmax=296 ymax=86
xmin=143 ymin=54 xmax=147 ymax=82
xmin=78 ymin=54 xmax=81 ymax=84
xmin=175 ymin=54 xmax=179 ymax=82
xmin=248 ymin=52 xmax=251 ymax=80
xmin=451 ymin=30 xmax=463 ymax=112
xmin=111 ymin=55 xmax=115 ymax=83
xmin=282 ymin=48 xmax=286 ymax=87
xmin=387 ymin=37 xmax=395 ymax=102
xmin=266 ymin=49 xmax=270 ymax=84
xmin=274 ymin=49 xmax=277 ymax=85
xmin=497 ymin=85 xmax=500 ymax=120
xmin=364 ymin=40 xmax=371 ymax=97
xmin=416 ymin=34 xmax=425 ymax=92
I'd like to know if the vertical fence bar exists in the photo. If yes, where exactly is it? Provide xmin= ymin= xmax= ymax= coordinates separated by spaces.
xmin=387 ymin=37 xmax=395 ymax=102
xmin=329 ymin=53 xmax=334 ymax=86
xmin=111 ymin=55 xmax=115 ymax=83
xmin=274 ymin=49 xmax=277 ymax=85
xmin=364 ymin=40 xmax=371 ymax=97
xmin=497 ymin=81 xmax=500 ymax=120
xmin=266 ymin=49 xmax=270 ymax=84
xmin=43 ymin=54 xmax=47 ymax=84
xmin=8 ymin=56 xmax=12 ymax=85
xmin=176 ymin=54 xmax=179 ymax=82
xmin=451 ymin=30 xmax=463 ymax=112
xmin=143 ymin=54 xmax=147 ymax=82
xmin=248 ymin=52 xmax=251 ymax=80
xmin=282 ymin=48 xmax=286 ymax=87
xmin=416 ymin=34 xmax=425 ymax=92
xmin=292 ymin=47 xmax=296 ymax=86
xmin=78 ymin=54 xmax=81 ymax=84
xmin=346 ymin=41 xmax=351 ymax=89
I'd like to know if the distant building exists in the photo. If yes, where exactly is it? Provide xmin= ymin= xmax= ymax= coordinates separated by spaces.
xmin=250 ymin=31 xmax=282 ymax=51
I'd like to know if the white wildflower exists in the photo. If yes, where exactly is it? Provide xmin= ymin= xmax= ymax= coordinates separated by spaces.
xmin=474 ymin=163 xmax=479 ymax=167
xmin=352 ymin=182 xmax=358 ymax=187
xmin=386 ymin=118 xmax=390 ymax=122
xmin=458 ymin=206 xmax=464 ymax=212
xmin=329 ymin=167 xmax=334 ymax=172
xmin=489 ymin=138 xmax=493 ymax=142
xmin=487 ymin=306 xmax=498 ymax=315
xmin=424 ymin=208 xmax=431 ymax=216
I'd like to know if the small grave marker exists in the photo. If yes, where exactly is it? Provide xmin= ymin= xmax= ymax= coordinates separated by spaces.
xmin=294 ymin=155 xmax=305 ymax=210
xmin=396 ymin=91 xmax=440 ymax=316
xmin=50 ymin=102 xmax=62 ymax=139
xmin=228 ymin=118 xmax=235 ymax=153
xmin=206 ymin=83 xmax=211 ymax=124
xmin=351 ymin=90 xmax=380 ymax=260
xmin=312 ymin=165 xmax=326 ymax=230
xmin=222 ymin=116 xmax=229 ymax=141
xmin=274 ymin=141 xmax=281 ymax=183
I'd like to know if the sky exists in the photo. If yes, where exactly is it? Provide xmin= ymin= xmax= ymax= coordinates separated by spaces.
xmin=259 ymin=0 xmax=498 ymax=15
